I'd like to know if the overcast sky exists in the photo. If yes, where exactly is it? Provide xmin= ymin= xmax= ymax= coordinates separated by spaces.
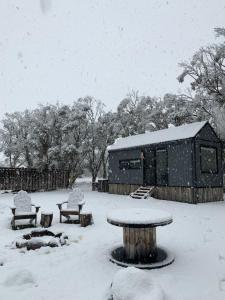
xmin=0 ymin=0 xmax=225 ymax=120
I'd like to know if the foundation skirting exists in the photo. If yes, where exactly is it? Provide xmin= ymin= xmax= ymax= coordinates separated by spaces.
xmin=108 ymin=184 xmax=224 ymax=203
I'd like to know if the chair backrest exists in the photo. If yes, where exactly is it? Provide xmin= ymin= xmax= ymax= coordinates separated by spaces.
xmin=14 ymin=190 xmax=32 ymax=212
xmin=67 ymin=188 xmax=84 ymax=209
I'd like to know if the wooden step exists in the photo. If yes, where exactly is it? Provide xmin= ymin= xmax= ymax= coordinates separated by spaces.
xmin=140 ymin=187 xmax=154 ymax=192
xmin=139 ymin=187 xmax=154 ymax=190
xmin=131 ymin=195 xmax=143 ymax=199
xmin=130 ymin=186 xmax=155 ymax=199
xmin=135 ymin=192 xmax=146 ymax=195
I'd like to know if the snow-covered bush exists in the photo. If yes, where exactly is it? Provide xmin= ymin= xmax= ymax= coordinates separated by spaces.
xmin=110 ymin=267 xmax=165 ymax=300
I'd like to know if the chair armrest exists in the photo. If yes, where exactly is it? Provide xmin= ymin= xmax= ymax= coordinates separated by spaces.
xmin=57 ymin=201 xmax=68 ymax=210
xmin=10 ymin=206 xmax=16 ymax=215
xmin=57 ymin=203 xmax=62 ymax=210
xmin=78 ymin=201 xmax=85 ymax=212
xmin=31 ymin=204 xmax=40 ymax=213
xmin=35 ymin=206 xmax=40 ymax=213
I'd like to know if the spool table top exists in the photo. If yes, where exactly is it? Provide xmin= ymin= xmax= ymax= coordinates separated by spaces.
xmin=107 ymin=208 xmax=172 ymax=228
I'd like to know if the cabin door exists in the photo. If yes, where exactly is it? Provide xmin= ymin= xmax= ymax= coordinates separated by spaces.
xmin=143 ymin=150 xmax=156 ymax=186
xmin=156 ymin=149 xmax=168 ymax=185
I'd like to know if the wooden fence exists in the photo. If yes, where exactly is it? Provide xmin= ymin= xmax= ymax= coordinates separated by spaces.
xmin=0 ymin=168 xmax=70 ymax=192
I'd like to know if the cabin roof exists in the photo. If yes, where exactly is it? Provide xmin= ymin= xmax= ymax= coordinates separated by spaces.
xmin=108 ymin=121 xmax=208 ymax=151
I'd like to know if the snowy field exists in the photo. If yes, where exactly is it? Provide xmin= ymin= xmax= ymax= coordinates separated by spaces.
xmin=0 ymin=182 xmax=225 ymax=300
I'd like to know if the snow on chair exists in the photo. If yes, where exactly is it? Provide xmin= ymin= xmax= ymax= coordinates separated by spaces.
xmin=11 ymin=190 xmax=40 ymax=230
xmin=57 ymin=188 xmax=85 ymax=223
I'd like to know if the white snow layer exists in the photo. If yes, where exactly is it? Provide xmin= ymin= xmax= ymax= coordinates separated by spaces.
xmin=0 ymin=183 xmax=225 ymax=299
xmin=111 ymin=267 xmax=164 ymax=300
xmin=108 ymin=121 xmax=207 ymax=151
xmin=107 ymin=208 xmax=172 ymax=225
xmin=4 ymin=269 xmax=36 ymax=287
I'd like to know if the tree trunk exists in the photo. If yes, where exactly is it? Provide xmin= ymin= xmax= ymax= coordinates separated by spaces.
xmin=9 ymin=154 xmax=12 ymax=167
xmin=92 ymin=172 xmax=97 ymax=191
xmin=25 ymin=147 xmax=33 ymax=168
xmin=102 ymin=153 xmax=108 ymax=179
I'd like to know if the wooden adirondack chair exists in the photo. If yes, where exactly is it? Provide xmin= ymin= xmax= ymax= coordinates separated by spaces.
xmin=57 ymin=188 xmax=85 ymax=223
xmin=11 ymin=190 xmax=40 ymax=230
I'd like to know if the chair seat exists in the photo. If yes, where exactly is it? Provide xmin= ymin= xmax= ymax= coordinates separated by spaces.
xmin=15 ymin=211 xmax=36 ymax=216
xmin=61 ymin=209 xmax=79 ymax=214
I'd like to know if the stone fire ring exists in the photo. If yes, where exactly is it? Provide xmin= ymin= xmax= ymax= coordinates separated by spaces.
xmin=15 ymin=229 xmax=68 ymax=250
xmin=107 ymin=208 xmax=175 ymax=269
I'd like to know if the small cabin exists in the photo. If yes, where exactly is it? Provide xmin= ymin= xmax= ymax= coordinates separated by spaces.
xmin=108 ymin=121 xmax=223 ymax=204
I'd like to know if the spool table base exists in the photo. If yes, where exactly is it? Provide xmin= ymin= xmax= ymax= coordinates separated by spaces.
xmin=109 ymin=245 xmax=174 ymax=269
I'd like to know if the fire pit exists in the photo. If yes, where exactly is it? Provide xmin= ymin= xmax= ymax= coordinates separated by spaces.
xmin=15 ymin=229 xmax=68 ymax=250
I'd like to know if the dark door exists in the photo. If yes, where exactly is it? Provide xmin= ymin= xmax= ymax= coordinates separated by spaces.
xmin=156 ymin=149 xmax=168 ymax=185
xmin=143 ymin=150 xmax=156 ymax=186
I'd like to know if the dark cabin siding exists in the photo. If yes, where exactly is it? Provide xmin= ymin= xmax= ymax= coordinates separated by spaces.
xmin=196 ymin=123 xmax=220 ymax=142
xmin=108 ymin=122 xmax=223 ymax=189
xmin=108 ymin=140 xmax=194 ymax=187
xmin=108 ymin=149 xmax=143 ymax=185
xmin=168 ymin=141 xmax=193 ymax=187
xmin=194 ymin=122 xmax=223 ymax=187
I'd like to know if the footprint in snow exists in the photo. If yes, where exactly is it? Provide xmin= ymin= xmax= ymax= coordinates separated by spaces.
xmin=219 ymin=279 xmax=225 ymax=291
xmin=203 ymin=236 xmax=211 ymax=243
xmin=203 ymin=216 xmax=211 ymax=221
xmin=219 ymin=254 xmax=225 ymax=261
xmin=71 ymin=239 xmax=79 ymax=243
xmin=4 ymin=270 xmax=36 ymax=287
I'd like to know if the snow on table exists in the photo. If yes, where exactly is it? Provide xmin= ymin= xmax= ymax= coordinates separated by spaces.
xmin=107 ymin=208 xmax=172 ymax=227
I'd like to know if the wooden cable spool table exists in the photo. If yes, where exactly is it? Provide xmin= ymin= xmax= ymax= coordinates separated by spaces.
xmin=107 ymin=208 xmax=174 ymax=269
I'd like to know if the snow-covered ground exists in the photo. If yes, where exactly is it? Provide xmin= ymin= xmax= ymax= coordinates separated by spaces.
xmin=0 ymin=182 xmax=225 ymax=300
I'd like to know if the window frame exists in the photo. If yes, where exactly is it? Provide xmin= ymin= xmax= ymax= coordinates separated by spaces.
xmin=119 ymin=158 xmax=141 ymax=170
xmin=200 ymin=145 xmax=218 ymax=174
xmin=119 ymin=160 xmax=130 ymax=170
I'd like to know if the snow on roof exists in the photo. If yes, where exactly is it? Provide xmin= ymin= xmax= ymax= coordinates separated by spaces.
xmin=108 ymin=121 xmax=207 ymax=151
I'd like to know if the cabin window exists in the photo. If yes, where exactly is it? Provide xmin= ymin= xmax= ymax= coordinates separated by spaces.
xmin=119 ymin=159 xmax=141 ymax=170
xmin=119 ymin=160 xmax=130 ymax=170
xmin=129 ymin=159 xmax=141 ymax=169
xmin=200 ymin=146 xmax=218 ymax=174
